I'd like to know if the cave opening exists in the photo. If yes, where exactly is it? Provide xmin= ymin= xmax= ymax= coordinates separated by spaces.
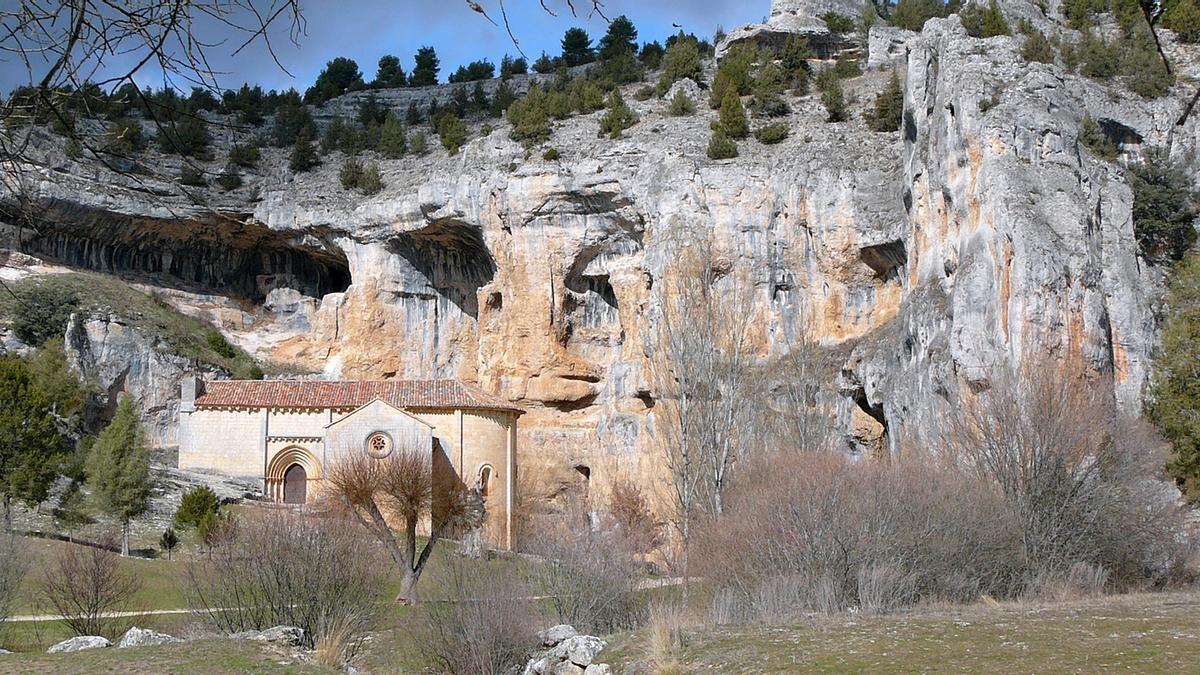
xmin=10 ymin=202 xmax=351 ymax=302
xmin=387 ymin=220 xmax=496 ymax=319
xmin=860 ymin=240 xmax=907 ymax=282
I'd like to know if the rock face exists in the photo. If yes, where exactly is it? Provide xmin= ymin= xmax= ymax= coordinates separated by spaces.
xmin=3 ymin=0 xmax=1195 ymax=512
xmin=47 ymin=636 xmax=111 ymax=653
xmin=117 ymin=627 xmax=182 ymax=648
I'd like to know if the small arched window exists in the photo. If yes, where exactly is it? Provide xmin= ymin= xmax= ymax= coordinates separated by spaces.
xmin=479 ymin=465 xmax=493 ymax=499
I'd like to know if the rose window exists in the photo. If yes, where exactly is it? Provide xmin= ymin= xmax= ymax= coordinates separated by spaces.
xmin=366 ymin=432 xmax=392 ymax=458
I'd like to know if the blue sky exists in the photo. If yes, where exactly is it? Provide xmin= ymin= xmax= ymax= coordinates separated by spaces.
xmin=0 ymin=1 xmax=769 ymax=95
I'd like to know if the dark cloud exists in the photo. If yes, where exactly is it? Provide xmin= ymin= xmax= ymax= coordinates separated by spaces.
xmin=0 ymin=1 xmax=767 ymax=94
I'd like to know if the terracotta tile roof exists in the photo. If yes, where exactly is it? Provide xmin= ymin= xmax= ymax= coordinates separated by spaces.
xmin=194 ymin=379 xmax=522 ymax=413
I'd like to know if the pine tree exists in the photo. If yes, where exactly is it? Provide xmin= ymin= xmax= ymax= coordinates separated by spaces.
xmin=598 ymin=90 xmax=639 ymax=139
xmin=411 ymin=132 xmax=429 ymax=156
xmin=0 ymin=355 xmax=60 ymax=532
xmin=86 ymin=397 xmax=150 ymax=556
xmin=561 ymin=27 xmax=595 ymax=66
xmin=437 ymin=112 xmax=468 ymax=155
xmin=707 ymin=128 xmax=738 ymax=159
xmin=865 ymin=71 xmax=904 ymax=132
xmin=174 ymin=485 xmax=220 ymax=530
xmin=668 ymin=89 xmax=696 ymax=116
xmin=289 ymin=126 xmax=319 ymax=173
xmin=160 ymin=528 xmax=179 ymax=560
xmin=719 ymin=88 xmax=749 ymax=139
xmin=411 ymin=46 xmax=440 ymax=86
xmin=375 ymin=54 xmax=407 ymax=87
xmin=379 ymin=113 xmax=407 ymax=159
xmin=598 ymin=15 xmax=639 ymax=60
xmin=820 ymin=77 xmax=847 ymax=123
xmin=360 ymin=162 xmax=384 ymax=196
xmin=406 ymin=101 xmax=422 ymax=125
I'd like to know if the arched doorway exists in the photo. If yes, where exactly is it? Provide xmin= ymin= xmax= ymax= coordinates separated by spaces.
xmin=267 ymin=447 xmax=319 ymax=504
xmin=283 ymin=463 xmax=307 ymax=504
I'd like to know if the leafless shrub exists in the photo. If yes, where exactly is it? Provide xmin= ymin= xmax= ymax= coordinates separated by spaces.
xmin=42 ymin=533 xmax=142 ymax=637
xmin=698 ymin=452 xmax=1023 ymax=621
xmin=421 ymin=556 xmax=539 ymax=675
xmin=608 ymin=478 xmax=664 ymax=558
xmin=941 ymin=358 xmax=1194 ymax=587
xmin=186 ymin=509 xmax=383 ymax=652
xmin=1026 ymin=562 xmax=1111 ymax=602
xmin=0 ymin=534 xmax=29 ymax=640
xmin=857 ymin=563 xmax=918 ymax=614
xmin=527 ymin=520 xmax=647 ymax=634
xmin=701 ymin=356 xmax=1195 ymax=623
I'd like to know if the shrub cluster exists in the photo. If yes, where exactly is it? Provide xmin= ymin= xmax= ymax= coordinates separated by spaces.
xmin=339 ymin=158 xmax=385 ymax=195
xmin=960 ymin=0 xmax=1011 ymax=38
xmin=699 ymin=361 xmax=1193 ymax=621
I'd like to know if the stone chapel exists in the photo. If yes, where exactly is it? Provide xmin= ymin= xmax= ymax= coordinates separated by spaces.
xmin=178 ymin=378 xmax=522 ymax=550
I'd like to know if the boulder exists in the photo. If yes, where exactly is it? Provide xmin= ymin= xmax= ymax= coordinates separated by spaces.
xmin=555 ymin=635 xmax=607 ymax=667
xmin=538 ymin=624 xmax=579 ymax=647
xmin=523 ymin=631 xmax=609 ymax=674
xmin=584 ymin=665 xmax=612 ymax=675
xmin=47 ymin=636 xmax=111 ymax=653
xmin=249 ymin=625 xmax=305 ymax=646
xmin=117 ymin=626 xmax=182 ymax=648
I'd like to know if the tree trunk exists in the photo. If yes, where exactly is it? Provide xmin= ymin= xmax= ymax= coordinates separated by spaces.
xmin=3 ymin=495 xmax=10 ymax=534
xmin=398 ymin=569 xmax=419 ymax=605
xmin=121 ymin=518 xmax=130 ymax=557
xmin=681 ymin=513 xmax=691 ymax=606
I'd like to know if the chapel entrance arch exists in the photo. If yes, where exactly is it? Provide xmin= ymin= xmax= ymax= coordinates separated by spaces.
xmin=266 ymin=446 xmax=321 ymax=504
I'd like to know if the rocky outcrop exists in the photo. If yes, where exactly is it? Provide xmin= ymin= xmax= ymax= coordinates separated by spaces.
xmin=46 ymin=636 xmax=111 ymax=653
xmin=4 ymin=0 xmax=1196 ymax=511
xmin=717 ymin=0 xmax=863 ymax=58
xmin=233 ymin=625 xmax=305 ymax=646
xmin=117 ymin=627 xmax=182 ymax=648
xmin=523 ymin=625 xmax=610 ymax=675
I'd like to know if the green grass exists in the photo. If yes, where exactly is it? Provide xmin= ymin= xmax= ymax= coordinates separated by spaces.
xmin=604 ymin=592 xmax=1200 ymax=673
xmin=1 ymin=614 xmax=192 ymax=654
xmin=10 ymin=537 xmax=191 ymax=617
xmin=0 ymin=638 xmax=330 ymax=674
xmin=0 ymin=272 xmax=262 ymax=378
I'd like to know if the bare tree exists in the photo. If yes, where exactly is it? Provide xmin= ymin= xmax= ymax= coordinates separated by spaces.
xmin=763 ymin=317 xmax=836 ymax=455
xmin=526 ymin=519 xmax=646 ymax=634
xmin=0 ymin=534 xmax=30 ymax=641
xmin=651 ymin=224 xmax=762 ymax=594
xmin=42 ymin=533 xmax=142 ymax=637
xmin=0 ymin=2 xmax=302 ymax=172
xmin=327 ymin=447 xmax=480 ymax=605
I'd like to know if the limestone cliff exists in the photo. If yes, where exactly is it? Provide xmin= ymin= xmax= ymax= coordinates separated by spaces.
xmin=3 ymin=0 xmax=1197 ymax=503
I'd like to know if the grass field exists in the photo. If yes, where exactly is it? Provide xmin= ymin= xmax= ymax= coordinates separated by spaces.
xmin=0 ymin=638 xmax=328 ymax=674
xmin=9 ymin=528 xmax=1200 ymax=672
xmin=605 ymin=591 xmax=1200 ymax=673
